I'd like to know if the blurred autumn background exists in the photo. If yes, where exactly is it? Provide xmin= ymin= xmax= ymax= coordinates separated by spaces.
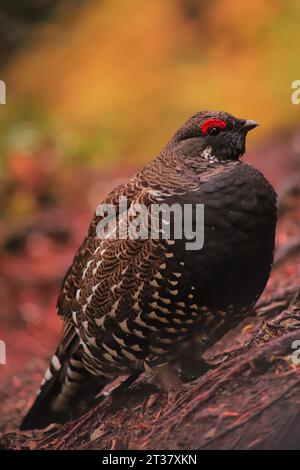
xmin=0 ymin=0 xmax=300 ymax=436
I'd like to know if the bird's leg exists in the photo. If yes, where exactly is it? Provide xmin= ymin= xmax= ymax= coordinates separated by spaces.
xmin=144 ymin=361 xmax=183 ymax=394
xmin=179 ymin=335 xmax=219 ymax=382
xmin=110 ymin=371 xmax=142 ymax=398
xmin=180 ymin=355 xmax=214 ymax=382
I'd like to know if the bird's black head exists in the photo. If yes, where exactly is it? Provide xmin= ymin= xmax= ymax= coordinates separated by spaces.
xmin=169 ymin=110 xmax=258 ymax=163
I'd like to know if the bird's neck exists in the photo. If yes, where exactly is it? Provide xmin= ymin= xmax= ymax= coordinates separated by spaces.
xmin=136 ymin=151 xmax=240 ymax=194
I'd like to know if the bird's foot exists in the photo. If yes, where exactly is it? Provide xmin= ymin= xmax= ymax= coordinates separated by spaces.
xmin=144 ymin=362 xmax=184 ymax=394
xmin=180 ymin=357 xmax=217 ymax=383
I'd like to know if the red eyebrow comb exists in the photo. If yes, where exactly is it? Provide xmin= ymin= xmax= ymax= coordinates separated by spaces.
xmin=200 ymin=118 xmax=227 ymax=134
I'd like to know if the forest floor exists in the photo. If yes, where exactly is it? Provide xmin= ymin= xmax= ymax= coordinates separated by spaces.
xmin=0 ymin=130 xmax=300 ymax=450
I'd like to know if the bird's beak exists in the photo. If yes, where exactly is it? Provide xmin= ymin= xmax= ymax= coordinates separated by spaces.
xmin=243 ymin=120 xmax=259 ymax=132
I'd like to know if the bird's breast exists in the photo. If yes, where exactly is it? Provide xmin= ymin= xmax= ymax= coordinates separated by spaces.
xmin=160 ymin=163 xmax=277 ymax=314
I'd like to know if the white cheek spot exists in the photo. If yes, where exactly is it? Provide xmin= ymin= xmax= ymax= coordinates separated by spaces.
xmin=159 ymin=263 xmax=167 ymax=269
xmin=150 ymin=279 xmax=159 ymax=288
xmin=201 ymin=146 xmax=215 ymax=161
xmin=174 ymin=272 xmax=182 ymax=278
xmin=176 ymin=302 xmax=185 ymax=308
xmin=165 ymin=252 xmax=173 ymax=258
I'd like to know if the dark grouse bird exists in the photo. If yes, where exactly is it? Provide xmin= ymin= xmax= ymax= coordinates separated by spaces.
xmin=21 ymin=110 xmax=277 ymax=430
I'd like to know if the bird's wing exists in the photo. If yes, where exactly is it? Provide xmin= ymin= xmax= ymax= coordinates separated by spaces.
xmin=56 ymin=181 xmax=141 ymax=320
xmin=56 ymin=183 xmax=189 ymax=377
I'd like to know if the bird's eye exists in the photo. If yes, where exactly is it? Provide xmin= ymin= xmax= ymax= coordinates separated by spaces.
xmin=200 ymin=118 xmax=227 ymax=136
xmin=207 ymin=126 xmax=221 ymax=136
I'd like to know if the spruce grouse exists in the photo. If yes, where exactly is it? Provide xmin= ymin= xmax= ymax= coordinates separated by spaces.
xmin=21 ymin=111 xmax=277 ymax=430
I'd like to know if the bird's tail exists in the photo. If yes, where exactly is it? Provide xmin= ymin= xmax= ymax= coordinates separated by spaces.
xmin=20 ymin=324 xmax=108 ymax=431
